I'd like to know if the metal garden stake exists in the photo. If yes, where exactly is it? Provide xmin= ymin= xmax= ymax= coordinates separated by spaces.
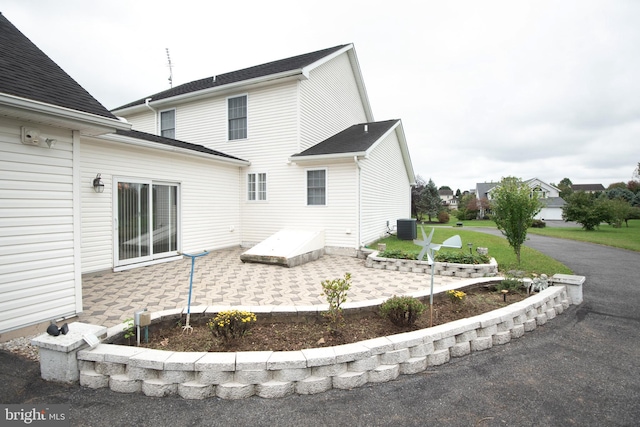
xmin=181 ymin=250 xmax=209 ymax=333
xmin=414 ymin=228 xmax=462 ymax=327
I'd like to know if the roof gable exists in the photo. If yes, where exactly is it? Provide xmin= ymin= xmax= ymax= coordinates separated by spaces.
xmin=113 ymin=44 xmax=350 ymax=111
xmin=0 ymin=13 xmax=116 ymax=119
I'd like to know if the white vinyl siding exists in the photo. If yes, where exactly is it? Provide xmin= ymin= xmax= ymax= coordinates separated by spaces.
xmin=0 ymin=120 xmax=79 ymax=333
xmin=299 ymin=52 xmax=368 ymax=152
xmin=80 ymin=136 xmax=242 ymax=273
xmin=359 ymin=130 xmax=411 ymax=246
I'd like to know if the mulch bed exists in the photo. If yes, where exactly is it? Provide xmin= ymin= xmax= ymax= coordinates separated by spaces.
xmin=118 ymin=286 xmax=527 ymax=352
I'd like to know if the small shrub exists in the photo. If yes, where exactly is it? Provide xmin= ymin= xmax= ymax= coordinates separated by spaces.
xmin=377 ymin=249 xmax=418 ymax=260
xmin=208 ymin=310 xmax=257 ymax=341
xmin=529 ymin=273 xmax=549 ymax=293
xmin=495 ymin=278 xmax=523 ymax=292
xmin=435 ymin=251 xmax=490 ymax=264
xmin=123 ymin=318 xmax=135 ymax=343
xmin=446 ymin=289 xmax=466 ymax=303
xmin=321 ymin=273 xmax=352 ymax=334
xmin=438 ymin=211 xmax=450 ymax=224
xmin=379 ymin=296 xmax=425 ymax=327
xmin=531 ymin=219 xmax=546 ymax=228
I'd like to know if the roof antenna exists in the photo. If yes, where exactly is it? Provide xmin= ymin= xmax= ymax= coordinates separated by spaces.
xmin=166 ymin=48 xmax=173 ymax=88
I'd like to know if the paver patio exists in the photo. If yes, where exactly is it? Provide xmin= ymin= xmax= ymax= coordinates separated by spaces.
xmin=77 ymin=247 xmax=466 ymax=327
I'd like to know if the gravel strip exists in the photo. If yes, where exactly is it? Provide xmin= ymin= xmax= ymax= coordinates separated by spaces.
xmin=0 ymin=336 xmax=40 ymax=361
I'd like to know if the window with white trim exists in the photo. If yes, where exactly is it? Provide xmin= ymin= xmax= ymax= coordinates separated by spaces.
xmin=160 ymin=109 xmax=176 ymax=139
xmin=248 ymin=172 xmax=267 ymax=201
xmin=307 ymin=169 xmax=326 ymax=205
xmin=228 ymin=95 xmax=247 ymax=140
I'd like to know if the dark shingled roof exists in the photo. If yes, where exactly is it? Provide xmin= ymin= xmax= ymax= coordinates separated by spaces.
xmin=292 ymin=120 xmax=400 ymax=157
xmin=0 ymin=12 xmax=116 ymax=119
xmin=114 ymin=44 xmax=349 ymax=111
xmin=571 ymin=184 xmax=605 ymax=192
xmin=115 ymin=129 xmax=247 ymax=162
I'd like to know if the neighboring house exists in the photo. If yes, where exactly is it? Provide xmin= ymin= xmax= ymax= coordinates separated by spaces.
xmin=0 ymin=14 xmax=414 ymax=334
xmin=478 ymin=178 xmax=566 ymax=220
xmin=571 ymin=184 xmax=605 ymax=194
xmin=438 ymin=189 xmax=458 ymax=207
xmin=111 ymin=43 xmax=415 ymax=257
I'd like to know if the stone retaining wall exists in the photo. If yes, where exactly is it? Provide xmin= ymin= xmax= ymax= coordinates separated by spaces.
xmin=77 ymin=286 xmax=571 ymax=400
xmin=365 ymin=251 xmax=498 ymax=278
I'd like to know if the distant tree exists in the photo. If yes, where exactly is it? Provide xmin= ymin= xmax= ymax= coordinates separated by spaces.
xmin=455 ymin=193 xmax=477 ymax=220
xmin=607 ymin=182 xmax=627 ymax=190
xmin=627 ymin=180 xmax=640 ymax=194
xmin=439 ymin=186 xmax=452 ymax=191
xmin=606 ymin=187 xmax=635 ymax=203
xmin=420 ymin=179 xmax=443 ymax=222
xmin=607 ymin=198 xmax=634 ymax=228
xmin=411 ymin=176 xmax=426 ymax=221
xmin=633 ymin=162 xmax=640 ymax=182
xmin=557 ymin=177 xmax=573 ymax=200
xmin=490 ymin=177 xmax=542 ymax=264
xmin=562 ymin=192 xmax=613 ymax=231
xmin=455 ymin=189 xmax=462 ymax=198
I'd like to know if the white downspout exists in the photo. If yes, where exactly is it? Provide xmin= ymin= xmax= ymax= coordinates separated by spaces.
xmin=145 ymin=98 xmax=157 ymax=133
xmin=354 ymin=156 xmax=362 ymax=253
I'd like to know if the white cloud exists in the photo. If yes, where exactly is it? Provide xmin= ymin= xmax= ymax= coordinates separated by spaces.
xmin=3 ymin=0 xmax=639 ymax=191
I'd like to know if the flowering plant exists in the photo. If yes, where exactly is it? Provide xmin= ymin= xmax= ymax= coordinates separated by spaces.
xmin=207 ymin=310 xmax=257 ymax=341
xmin=446 ymin=289 xmax=467 ymax=303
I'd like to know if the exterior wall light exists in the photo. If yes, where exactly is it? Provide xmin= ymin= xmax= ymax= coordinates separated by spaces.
xmin=92 ymin=174 xmax=105 ymax=193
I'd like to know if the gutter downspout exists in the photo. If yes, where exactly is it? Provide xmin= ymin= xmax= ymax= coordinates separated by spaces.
xmin=145 ymin=98 xmax=157 ymax=133
xmin=354 ymin=156 xmax=362 ymax=253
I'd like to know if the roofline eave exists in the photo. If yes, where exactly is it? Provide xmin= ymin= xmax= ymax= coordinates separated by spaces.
xmin=289 ymin=151 xmax=368 ymax=163
xmin=112 ymin=71 xmax=305 ymax=115
xmin=99 ymin=133 xmax=251 ymax=167
xmin=0 ymin=93 xmax=131 ymax=135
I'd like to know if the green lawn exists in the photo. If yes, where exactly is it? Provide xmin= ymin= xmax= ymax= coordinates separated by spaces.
xmin=370 ymin=226 xmax=572 ymax=276
xmin=527 ymin=220 xmax=640 ymax=252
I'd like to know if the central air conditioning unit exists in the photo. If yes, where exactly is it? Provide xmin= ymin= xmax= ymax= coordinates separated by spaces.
xmin=397 ymin=218 xmax=417 ymax=240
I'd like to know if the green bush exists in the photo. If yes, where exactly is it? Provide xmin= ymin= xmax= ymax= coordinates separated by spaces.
xmin=434 ymin=251 xmax=490 ymax=264
xmin=321 ymin=273 xmax=351 ymax=334
xmin=438 ymin=211 xmax=450 ymax=223
xmin=378 ymin=249 xmax=418 ymax=260
xmin=379 ymin=296 xmax=425 ymax=327
xmin=208 ymin=310 xmax=257 ymax=341
xmin=494 ymin=277 xmax=524 ymax=292
xmin=531 ymin=219 xmax=546 ymax=228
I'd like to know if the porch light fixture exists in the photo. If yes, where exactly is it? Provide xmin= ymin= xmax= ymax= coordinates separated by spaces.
xmin=92 ymin=174 xmax=104 ymax=193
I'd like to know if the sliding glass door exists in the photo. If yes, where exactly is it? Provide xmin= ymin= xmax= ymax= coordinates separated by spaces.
xmin=116 ymin=179 xmax=179 ymax=266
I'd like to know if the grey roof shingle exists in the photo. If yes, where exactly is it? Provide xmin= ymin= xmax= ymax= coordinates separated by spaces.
xmin=113 ymin=44 xmax=349 ymax=111
xmin=0 ymin=12 xmax=116 ymax=119
xmin=292 ymin=120 xmax=399 ymax=157
xmin=114 ymin=129 xmax=247 ymax=162
xmin=571 ymin=184 xmax=605 ymax=192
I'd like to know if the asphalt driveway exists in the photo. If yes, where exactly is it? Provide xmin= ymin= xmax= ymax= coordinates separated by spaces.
xmin=2 ymin=233 xmax=639 ymax=426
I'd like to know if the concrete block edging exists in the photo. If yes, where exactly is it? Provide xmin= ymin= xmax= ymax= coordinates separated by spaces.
xmin=75 ymin=285 xmax=573 ymax=400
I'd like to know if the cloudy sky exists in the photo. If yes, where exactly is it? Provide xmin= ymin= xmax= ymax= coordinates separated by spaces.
xmin=3 ymin=0 xmax=638 ymax=192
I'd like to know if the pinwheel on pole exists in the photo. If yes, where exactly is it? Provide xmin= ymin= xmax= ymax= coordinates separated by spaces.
xmin=413 ymin=228 xmax=462 ymax=327
xmin=180 ymin=250 xmax=209 ymax=333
